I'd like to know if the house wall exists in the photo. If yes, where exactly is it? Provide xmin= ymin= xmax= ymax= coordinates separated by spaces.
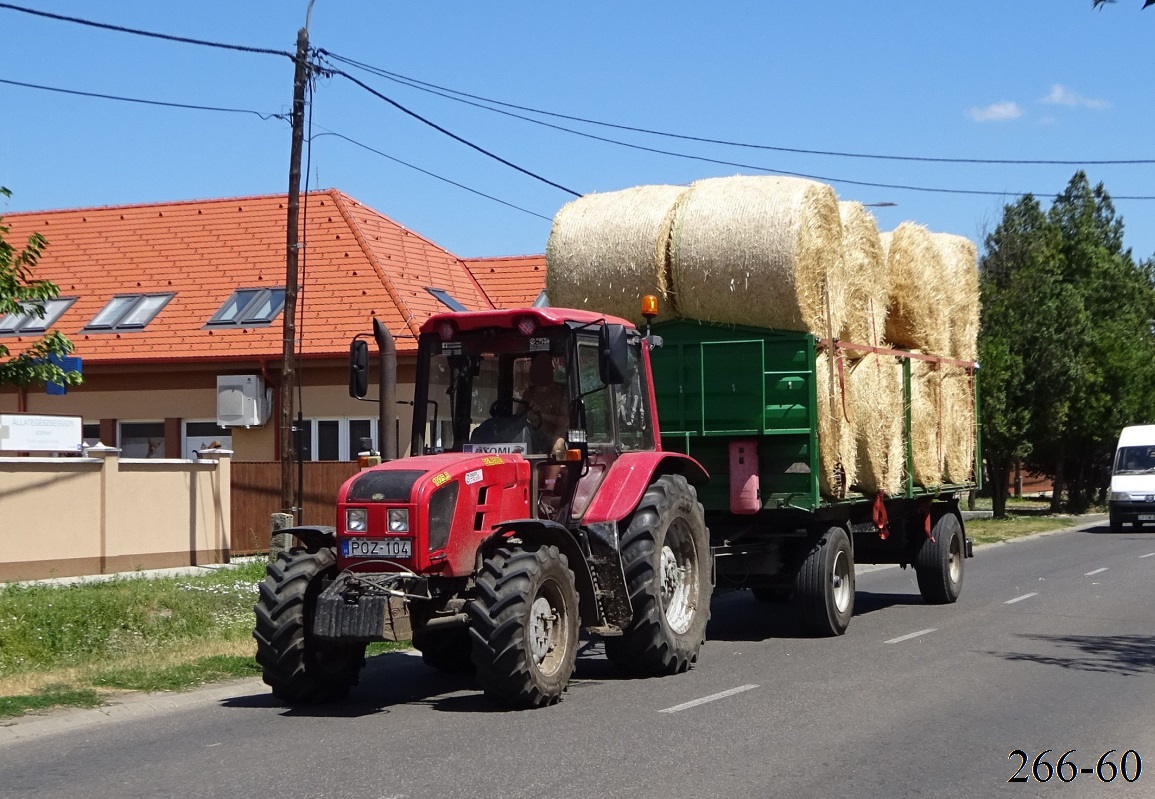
xmin=0 ymin=447 xmax=230 ymax=583
xmin=0 ymin=359 xmax=419 ymax=461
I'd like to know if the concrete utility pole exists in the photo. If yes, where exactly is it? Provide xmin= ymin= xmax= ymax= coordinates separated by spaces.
xmin=280 ymin=23 xmax=310 ymax=516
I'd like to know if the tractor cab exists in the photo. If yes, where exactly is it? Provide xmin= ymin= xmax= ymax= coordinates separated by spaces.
xmin=411 ymin=308 xmax=655 ymax=522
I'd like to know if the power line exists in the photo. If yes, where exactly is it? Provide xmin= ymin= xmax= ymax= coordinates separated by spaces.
xmin=320 ymin=50 xmax=1155 ymax=168
xmin=0 ymin=2 xmax=294 ymax=59
xmin=0 ymin=77 xmax=286 ymax=120
xmin=325 ymin=66 xmax=581 ymax=198
xmin=318 ymin=54 xmax=1155 ymax=201
xmin=310 ymin=129 xmax=552 ymax=221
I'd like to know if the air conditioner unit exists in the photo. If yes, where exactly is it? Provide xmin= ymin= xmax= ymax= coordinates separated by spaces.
xmin=216 ymin=375 xmax=271 ymax=427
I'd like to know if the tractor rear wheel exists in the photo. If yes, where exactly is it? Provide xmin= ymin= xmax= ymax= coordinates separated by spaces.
xmin=469 ymin=545 xmax=580 ymax=708
xmin=253 ymin=547 xmax=366 ymax=703
xmin=605 ymin=474 xmax=712 ymax=676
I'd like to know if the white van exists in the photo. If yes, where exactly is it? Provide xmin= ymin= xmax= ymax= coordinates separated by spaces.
xmin=1108 ymin=424 xmax=1155 ymax=532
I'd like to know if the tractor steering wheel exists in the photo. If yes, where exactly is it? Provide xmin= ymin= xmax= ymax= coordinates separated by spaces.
xmin=489 ymin=397 xmax=529 ymax=418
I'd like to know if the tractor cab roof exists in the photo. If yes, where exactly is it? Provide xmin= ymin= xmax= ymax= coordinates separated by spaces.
xmin=420 ymin=306 xmax=637 ymax=335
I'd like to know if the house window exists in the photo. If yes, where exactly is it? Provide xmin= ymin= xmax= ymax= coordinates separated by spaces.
xmin=425 ymin=287 xmax=468 ymax=312
xmin=183 ymin=421 xmax=233 ymax=460
xmin=85 ymin=294 xmax=173 ymax=331
xmin=82 ymin=423 xmax=102 ymax=448
xmin=295 ymin=418 xmax=377 ymax=461
xmin=119 ymin=421 xmax=166 ymax=458
xmin=207 ymin=288 xmax=286 ymax=327
xmin=0 ymin=298 xmax=75 ymax=335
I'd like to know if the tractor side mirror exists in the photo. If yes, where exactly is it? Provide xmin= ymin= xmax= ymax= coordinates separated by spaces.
xmin=598 ymin=323 xmax=629 ymax=385
xmin=349 ymin=338 xmax=370 ymax=398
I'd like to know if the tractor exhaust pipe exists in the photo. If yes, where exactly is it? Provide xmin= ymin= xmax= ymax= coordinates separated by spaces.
xmin=373 ymin=317 xmax=397 ymax=461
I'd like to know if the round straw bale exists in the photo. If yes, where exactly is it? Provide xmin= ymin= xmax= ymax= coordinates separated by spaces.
xmin=669 ymin=175 xmax=845 ymax=338
xmin=930 ymin=233 xmax=980 ymax=362
xmin=910 ymin=359 xmax=944 ymax=488
xmin=883 ymin=223 xmax=950 ymax=354
xmin=838 ymin=202 xmax=890 ymax=351
xmin=848 ymin=353 xmax=904 ymax=495
xmin=941 ymin=366 xmax=976 ymax=484
xmin=816 ymin=351 xmax=857 ymax=498
xmin=546 ymin=185 xmax=687 ymax=324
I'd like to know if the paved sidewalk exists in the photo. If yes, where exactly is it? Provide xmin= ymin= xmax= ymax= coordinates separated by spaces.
xmin=5 ymin=557 xmax=265 ymax=590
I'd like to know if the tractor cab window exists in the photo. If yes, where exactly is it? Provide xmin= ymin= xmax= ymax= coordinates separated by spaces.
xmin=576 ymin=339 xmax=613 ymax=444
xmin=421 ymin=330 xmax=570 ymax=456
xmin=617 ymin=342 xmax=654 ymax=451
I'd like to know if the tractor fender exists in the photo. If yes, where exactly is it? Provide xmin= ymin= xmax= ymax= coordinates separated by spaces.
xmin=480 ymin=520 xmax=604 ymax=630
xmin=581 ymin=452 xmax=708 ymax=525
xmin=279 ymin=525 xmax=337 ymax=552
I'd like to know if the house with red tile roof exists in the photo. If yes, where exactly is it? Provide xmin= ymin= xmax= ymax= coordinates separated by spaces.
xmin=0 ymin=190 xmax=547 ymax=465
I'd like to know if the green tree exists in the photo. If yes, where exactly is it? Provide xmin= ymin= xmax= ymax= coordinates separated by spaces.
xmin=0 ymin=187 xmax=81 ymax=389
xmin=978 ymin=194 xmax=1072 ymax=517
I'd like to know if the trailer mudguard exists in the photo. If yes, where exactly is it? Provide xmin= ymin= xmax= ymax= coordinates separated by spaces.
xmin=580 ymin=451 xmax=708 ymax=525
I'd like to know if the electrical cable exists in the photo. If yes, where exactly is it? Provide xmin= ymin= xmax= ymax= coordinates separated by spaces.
xmin=0 ymin=77 xmax=286 ymax=120
xmin=321 ymin=50 xmax=1155 ymax=167
xmin=0 ymin=2 xmax=294 ymax=59
xmin=326 ymin=66 xmax=580 ymax=198
xmin=309 ymin=130 xmax=552 ymax=221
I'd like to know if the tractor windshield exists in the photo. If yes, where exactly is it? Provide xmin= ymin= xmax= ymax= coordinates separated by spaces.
xmin=415 ymin=327 xmax=571 ymax=456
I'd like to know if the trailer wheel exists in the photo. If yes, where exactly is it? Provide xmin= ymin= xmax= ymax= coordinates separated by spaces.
xmin=253 ymin=547 xmax=366 ymax=704
xmin=795 ymin=525 xmax=854 ymax=636
xmin=413 ymin=627 xmax=475 ymax=674
xmin=916 ymin=512 xmax=965 ymax=604
xmin=605 ymin=474 xmax=713 ymax=676
xmin=469 ymin=545 xmax=580 ymax=708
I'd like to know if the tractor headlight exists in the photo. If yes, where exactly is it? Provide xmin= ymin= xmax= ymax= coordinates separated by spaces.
xmin=346 ymin=507 xmax=368 ymax=533
xmin=387 ymin=508 xmax=410 ymax=533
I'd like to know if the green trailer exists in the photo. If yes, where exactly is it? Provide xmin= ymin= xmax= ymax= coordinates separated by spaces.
xmin=650 ymin=319 xmax=978 ymax=635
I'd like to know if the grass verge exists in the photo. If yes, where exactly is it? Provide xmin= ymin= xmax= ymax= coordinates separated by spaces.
xmin=965 ymin=514 xmax=1079 ymax=545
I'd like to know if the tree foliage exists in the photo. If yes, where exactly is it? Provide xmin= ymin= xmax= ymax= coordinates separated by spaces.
xmin=0 ymin=187 xmax=82 ymax=389
xmin=978 ymin=172 xmax=1155 ymax=516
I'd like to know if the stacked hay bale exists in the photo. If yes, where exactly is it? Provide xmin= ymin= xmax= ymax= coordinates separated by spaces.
xmin=546 ymin=184 xmax=686 ymax=323
xmin=837 ymin=202 xmax=889 ymax=349
xmin=847 ymin=353 xmax=904 ymax=495
xmin=883 ymin=222 xmax=950 ymax=355
xmin=668 ymin=175 xmax=845 ymax=338
xmin=932 ymin=233 xmax=980 ymax=362
xmin=910 ymin=359 xmax=945 ymax=488
xmin=941 ymin=366 xmax=976 ymax=484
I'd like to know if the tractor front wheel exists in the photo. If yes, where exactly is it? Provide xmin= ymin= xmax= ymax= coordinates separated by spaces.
xmin=469 ymin=545 xmax=580 ymax=708
xmin=253 ymin=547 xmax=366 ymax=703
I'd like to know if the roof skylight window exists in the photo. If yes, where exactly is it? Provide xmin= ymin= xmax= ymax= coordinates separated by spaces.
xmin=0 ymin=297 xmax=75 ymax=335
xmin=425 ymin=287 xmax=468 ymax=312
xmin=207 ymin=287 xmax=286 ymax=327
xmin=84 ymin=294 xmax=173 ymax=332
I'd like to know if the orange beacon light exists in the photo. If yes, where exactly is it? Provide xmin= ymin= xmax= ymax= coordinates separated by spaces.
xmin=641 ymin=295 xmax=659 ymax=320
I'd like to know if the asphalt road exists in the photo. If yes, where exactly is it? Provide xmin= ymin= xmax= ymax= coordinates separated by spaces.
xmin=3 ymin=520 xmax=1153 ymax=799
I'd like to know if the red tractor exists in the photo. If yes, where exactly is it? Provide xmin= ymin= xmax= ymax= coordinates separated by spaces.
xmin=253 ymin=306 xmax=712 ymax=708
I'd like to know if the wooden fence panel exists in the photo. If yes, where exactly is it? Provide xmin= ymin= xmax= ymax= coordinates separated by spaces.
xmin=231 ymin=461 xmax=360 ymax=554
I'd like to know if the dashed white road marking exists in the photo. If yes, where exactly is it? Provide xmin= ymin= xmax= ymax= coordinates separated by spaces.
xmin=1141 ymin=552 xmax=1155 ymax=559
xmin=1085 ymin=567 xmax=1109 ymax=576
xmin=885 ymin=628 xmax=937 ymax=644
xmin=659 ymin=684 xmax=759 ymax=713
xmin=1005 ymin=592 xmax=1038 ymax=605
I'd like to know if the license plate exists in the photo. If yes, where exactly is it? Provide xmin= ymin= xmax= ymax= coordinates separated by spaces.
xmin=342 ymin=537 xmax=413 ymax=559
xmin=1139 ymin=515 xmax=1155 ymax=521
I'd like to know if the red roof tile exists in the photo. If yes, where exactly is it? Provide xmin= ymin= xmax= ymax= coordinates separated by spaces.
xmin=463 ymin=255 xmax=547 ymax=309
xmin=0 ymin=190 xmax=504 ymax=363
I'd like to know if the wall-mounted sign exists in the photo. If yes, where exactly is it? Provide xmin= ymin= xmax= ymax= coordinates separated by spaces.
xmin=0 ymin=414 xmax=83 ymax=453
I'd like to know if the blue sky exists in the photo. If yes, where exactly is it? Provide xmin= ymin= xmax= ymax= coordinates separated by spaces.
xmin=1 ymin=1 xmax=1152 ymax=261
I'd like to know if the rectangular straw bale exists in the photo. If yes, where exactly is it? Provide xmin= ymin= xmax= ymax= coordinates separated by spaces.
xmin=910 ymin=359 xmax=944 ymax=488
xmin=930 ymin=233 xmax=980 ymax=362
xmin=838 ymin=202 xmax=890 ymax=351
xmin=546 ymin=185 xmax=687 ymax=324
xmin=884 ymin=223 xmax=950 ymax=354
xmin=848 ymin=353 xmax=904 ymax=495
xmin=670 ymin=175 xmax=845 ymax=339
xmin=816 ymin=351 xmax=856 ymax=498
xmin=941 ymin=366 xmax=976 ymax=483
